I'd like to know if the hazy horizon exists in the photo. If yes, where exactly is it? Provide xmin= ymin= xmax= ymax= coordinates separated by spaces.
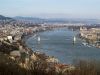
xmin=0 ymin=0 xmax=100 ymax=19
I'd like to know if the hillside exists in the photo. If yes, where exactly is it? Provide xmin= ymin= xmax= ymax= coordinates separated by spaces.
xmin=0 ymin=15 xmax=14 ymax=20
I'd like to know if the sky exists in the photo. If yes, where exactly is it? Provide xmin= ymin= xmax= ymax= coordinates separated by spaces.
xmin=0 ymin=0 xmax=100 ymax=19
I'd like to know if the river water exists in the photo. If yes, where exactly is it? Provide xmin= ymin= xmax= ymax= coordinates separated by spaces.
xmin=26 ymin=28 xmax=100 ymax=64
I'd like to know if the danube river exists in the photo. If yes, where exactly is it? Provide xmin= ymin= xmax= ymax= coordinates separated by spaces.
xmin=26 ymin=28 xmax=100 ymax=64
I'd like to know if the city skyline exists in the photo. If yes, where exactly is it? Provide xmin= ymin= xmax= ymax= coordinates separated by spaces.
xmin=0 ymin=0 xmax=100 ymax=19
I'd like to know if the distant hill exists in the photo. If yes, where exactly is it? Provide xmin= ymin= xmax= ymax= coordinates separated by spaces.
xmin=14 ymin=16 xmax=100 ymax=24
xmin=0 ymin=15 xmax=99 ymax=26
xmin=13 ymin=16 xmax=45 ymax=23
xmin=0 ymin=15 xmax=16 ymax=25
xmin=0 ymin=15 xmax=14 ymax=20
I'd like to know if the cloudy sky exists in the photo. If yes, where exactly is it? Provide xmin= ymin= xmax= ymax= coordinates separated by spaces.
xmin=0 ymin=0 xmax=100 ymax=19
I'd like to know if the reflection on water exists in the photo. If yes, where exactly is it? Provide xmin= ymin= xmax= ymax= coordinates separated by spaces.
xmin=26 ymin=28 xmax=100 ymax=64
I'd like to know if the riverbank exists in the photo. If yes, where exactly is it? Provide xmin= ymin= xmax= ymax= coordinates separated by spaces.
xmin=79 ymin=27 xmax=100 ymax=48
